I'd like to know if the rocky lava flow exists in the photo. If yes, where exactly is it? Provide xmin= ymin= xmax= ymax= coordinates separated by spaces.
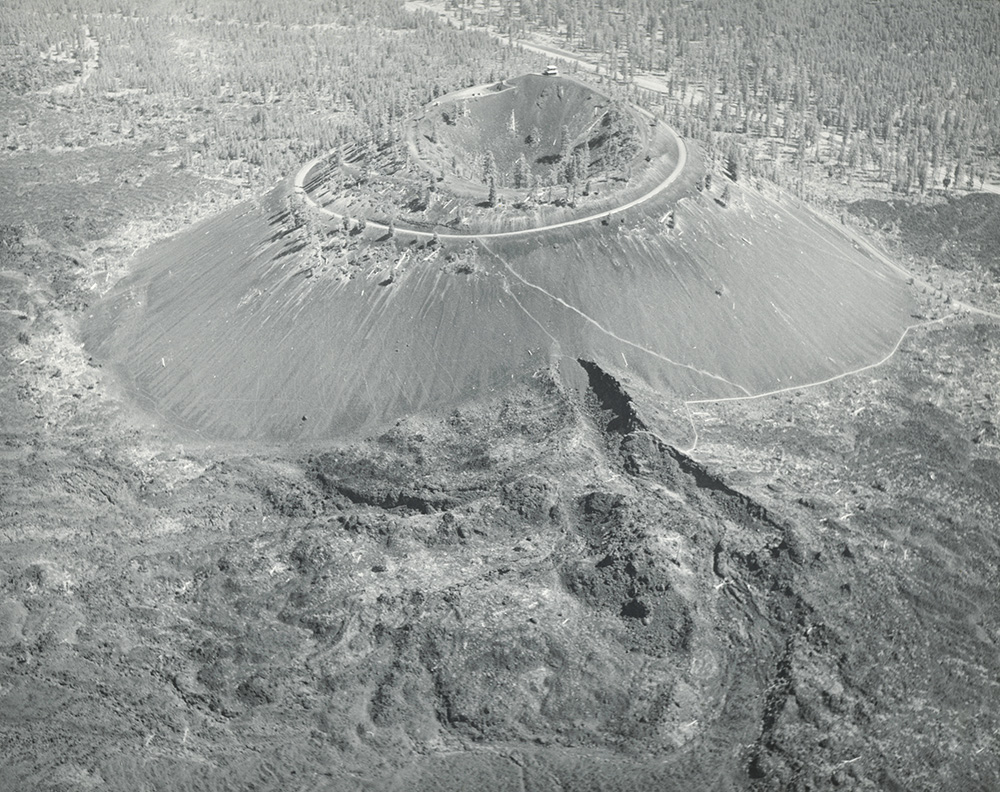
xmin=4 ymin=200 xmax=999 ymax=791
xmin=0 ymin=357 xmax=819 ymax=791
xmin=5 ymin=337 xmax=997 ymax=791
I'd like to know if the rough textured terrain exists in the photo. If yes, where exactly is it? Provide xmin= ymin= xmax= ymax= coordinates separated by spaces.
xmin=4 ymin=264 xmax=1000 ymax=789
xmin=4 ymin=175 xmax=1000 ymax=790
xmin=3 ymin=8 xmax=1000 ymax=790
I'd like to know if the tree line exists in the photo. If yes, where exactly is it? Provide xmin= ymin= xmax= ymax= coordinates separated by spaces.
xmin=451 ymin=0 xmax=999 ymax=195
xmin=1 ymin=0 xmax=544 ymax=188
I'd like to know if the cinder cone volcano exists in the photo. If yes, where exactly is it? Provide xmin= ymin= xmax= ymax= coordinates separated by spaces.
xmin=85 ymin=77 xmax=917 ymax=444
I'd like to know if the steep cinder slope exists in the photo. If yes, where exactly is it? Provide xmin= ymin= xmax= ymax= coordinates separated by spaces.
xmin=490 ymin=183 xmax=916 ymax=401
xmin=85 ymin=175 xmax=916 ymax=444
xmin=84 ymin=189 xmax=547 ymax=442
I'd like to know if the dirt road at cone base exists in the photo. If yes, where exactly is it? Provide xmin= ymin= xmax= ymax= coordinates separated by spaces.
xmin=404 ymin=0 xmax=676 ymax=97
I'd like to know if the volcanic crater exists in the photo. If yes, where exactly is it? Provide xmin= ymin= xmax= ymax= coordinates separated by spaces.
xmin=408 ymin=74 xmax=647 ymax=202
xmin=85 ymin=73 xmax=917 ymax=444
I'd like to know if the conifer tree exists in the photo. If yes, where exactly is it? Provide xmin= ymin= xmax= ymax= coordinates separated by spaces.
xmin=514 ymin=153 xmax=530 ymax=188
xmin=483 ymin=150 xmax=498 ymax=186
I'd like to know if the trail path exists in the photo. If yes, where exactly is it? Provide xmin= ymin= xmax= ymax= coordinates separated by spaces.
xmin=678 ymin=197 xmax=1000 ymax=451
xmin=294 ymin=116 xmax=686 ymax=240
xmin=480 ymin=240 xmax=752 ymax=395
xmin=294 ymin=0 xmax=688 ymax=240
